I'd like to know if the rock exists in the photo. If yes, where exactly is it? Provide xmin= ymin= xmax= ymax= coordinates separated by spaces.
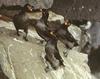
xmin=0 ymin=12 xmax=92 ymax=79
xmin=0 ymin=41 xmax=16 ymax=79
xmin=0 ymin=0 xmax=53 ymax=9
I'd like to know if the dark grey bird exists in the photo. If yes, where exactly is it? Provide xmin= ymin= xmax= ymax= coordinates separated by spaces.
xmin=13 ymin=3 xmax=33 ymax=41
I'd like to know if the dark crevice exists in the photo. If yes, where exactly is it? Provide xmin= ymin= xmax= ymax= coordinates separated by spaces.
xmin=0 ymin=65 xmax=9 ymax=79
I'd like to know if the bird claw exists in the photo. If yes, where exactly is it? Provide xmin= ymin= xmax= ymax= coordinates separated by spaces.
xmin=63 ymin=51 xmax=68 ymax=57
xmin=23 ymin=36 xmax=28 ymax=41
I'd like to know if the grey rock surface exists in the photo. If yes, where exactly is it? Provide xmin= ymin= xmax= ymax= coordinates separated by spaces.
xmin=0 ymin=0 xmax=53 ymax=9
xmin=0 ymin=12 xmax=92 ymax=79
